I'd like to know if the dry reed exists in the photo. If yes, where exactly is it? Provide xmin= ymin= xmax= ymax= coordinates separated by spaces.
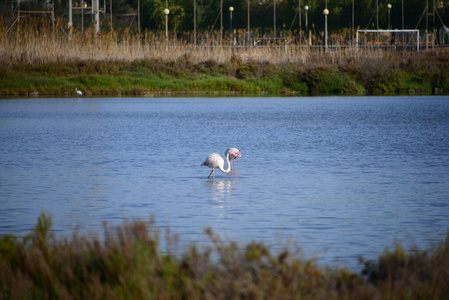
xmin=0 ymin=17 xmax=430 ymax=68
xmin=1 ymin=212 xmax=448 ymax=300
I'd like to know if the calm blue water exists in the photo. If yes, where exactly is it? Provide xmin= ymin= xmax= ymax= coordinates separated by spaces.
xmin=1 ymin=96 xmax=449 ymax=270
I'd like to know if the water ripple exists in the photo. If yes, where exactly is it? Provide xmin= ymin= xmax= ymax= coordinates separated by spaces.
xmin=1 ymin=96 xmax=449 ymax=270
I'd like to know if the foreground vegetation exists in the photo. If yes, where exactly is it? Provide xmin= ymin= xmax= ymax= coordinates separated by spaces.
xmin=0 ymin=213 xmax=448 ymax=299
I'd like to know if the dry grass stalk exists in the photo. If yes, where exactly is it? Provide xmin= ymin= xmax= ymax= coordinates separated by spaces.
xmin=0 ymin=18 xmax=436 ymax=69
xmin=1 ymin=212 xmax=448 ymax=299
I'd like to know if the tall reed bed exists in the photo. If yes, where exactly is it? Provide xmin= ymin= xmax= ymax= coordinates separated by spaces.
xmin=0 ymin=17 xmax=404 ymax=68
xmin=1 ymin=212 xmax=448 ymax=299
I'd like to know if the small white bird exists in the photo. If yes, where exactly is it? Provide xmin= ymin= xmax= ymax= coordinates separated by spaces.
xmin=75 ymin=88 xmax=83 ymax=97
xmin=225 ymin=147 xmax=242 ymax=172
xmin=201 ymin=150 xmax=235 ymax=179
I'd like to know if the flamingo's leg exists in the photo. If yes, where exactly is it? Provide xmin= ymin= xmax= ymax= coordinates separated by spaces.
xmin=208 ymin=169 xmax=214 ymax=179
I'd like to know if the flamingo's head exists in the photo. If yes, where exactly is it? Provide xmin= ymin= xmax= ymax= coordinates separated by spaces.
xmin=229 ymin=148 xmax=242 ymax=159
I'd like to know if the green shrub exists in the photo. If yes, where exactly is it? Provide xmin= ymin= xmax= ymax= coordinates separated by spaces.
xmin=306 ymin=68 xmax=364 ymax=95
xmin=1 ymin=213 xmax=448 ymax=299
xmin=361 ymin=234 xmax=449 ymax=299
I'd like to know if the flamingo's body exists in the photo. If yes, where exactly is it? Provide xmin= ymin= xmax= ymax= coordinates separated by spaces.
xmin=76 ymin=88 xmax=83 ymax=97
xmin=201 ymin=151 xmax=233 ymax=179
xmin=225 ymin=147 xmax=242 ymax=172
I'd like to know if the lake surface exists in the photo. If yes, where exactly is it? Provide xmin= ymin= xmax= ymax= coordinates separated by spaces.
xmin=1 ymin=96 xmax=449 ymax=270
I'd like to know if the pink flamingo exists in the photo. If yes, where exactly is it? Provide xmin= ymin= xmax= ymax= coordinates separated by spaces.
xmin=201 ymin=150 xmax=236 ymax=179
xmin=225 ymin=148 xmax=242 ymax=172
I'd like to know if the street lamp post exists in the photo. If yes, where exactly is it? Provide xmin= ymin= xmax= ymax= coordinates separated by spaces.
xmin=247 ymin=0 xmax=250 ymax=43
xmin=194 ymin=0 xmax=196 ymax=45
xmin=376 ymin=0 xmax=379 ymax=29
xmin=273 ymin=0 xmax=276 ymax=38
xmin=81 ymin=1 xmax=84 ymax=34
xmin=164 ymin=8 xmax=170 ymax=41
xmin=220 ymin=0 xmax=223 ymax=45
xmin=94 ymin=0 xmax=99 ymax=34
xmin=402 ymin=0 xmax=404 ymax=29
xmin=110 ymin=0 xmax=112 ymax=32
xmin=229 ymin=6 xmax=234 ymax=33
xmin=229 ymin=6 xmax=234 ymax=46
xmin=68 ymin=0 xmax=72 ymax=31
xmin=387 ymin=4 xmax=392 ymax=29
xmin=138 ymin=0 xmax=140 ymax=34
xmin=304 ymin=5 xmax=309 ymax=43
xmin=352 ymin=0 xmax=354 ymax=35
xmin=323 ymin=8 xmax=329 ymax=50
xmin=298 ymin=0 xmax=301 ymax=41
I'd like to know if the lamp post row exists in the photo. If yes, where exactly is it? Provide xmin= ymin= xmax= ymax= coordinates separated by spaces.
xmin=163 ymin=2 xmax=390 ymax=42
xmin=108 ymin=0 xmax=398 ymax=47
xmin=71 ymin=0 xmax=403 ymax=39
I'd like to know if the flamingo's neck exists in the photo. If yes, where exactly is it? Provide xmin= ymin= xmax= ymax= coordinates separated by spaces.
xmin=218 ymin=152 xmax=231 ymax=174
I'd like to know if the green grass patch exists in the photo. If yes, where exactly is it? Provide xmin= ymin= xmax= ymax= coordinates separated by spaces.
xmin=402 ymin=72 xmax=433 ymax=94
xmin=243 ymin=76 xmax=284 ymax=93
xmin=189 ymin=76 xmax=251 ymax=92
xmin=441 ymin=72 xmax=449 ymax=91
xmin=306 ymin=68 xmax=365 ymax=95
xmin=0 ymin=77 xmax=76 ymax=95
xmin=2 ymin=54 xmax=449 ymax=96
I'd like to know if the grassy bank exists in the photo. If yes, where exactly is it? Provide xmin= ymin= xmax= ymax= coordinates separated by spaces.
xmin=1 ymin=213 xmax=448 ymax=299
xmin=2 ymin=51 xmax=449 ymax=97
xmin=2 ymin=26 xmax=449 ymax=96
xmin=3 ymin=52 xmax=449 ymax=97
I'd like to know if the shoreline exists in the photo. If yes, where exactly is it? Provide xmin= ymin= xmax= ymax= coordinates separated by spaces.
xmin=2 ymin=38 xmax=449 ymax=97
